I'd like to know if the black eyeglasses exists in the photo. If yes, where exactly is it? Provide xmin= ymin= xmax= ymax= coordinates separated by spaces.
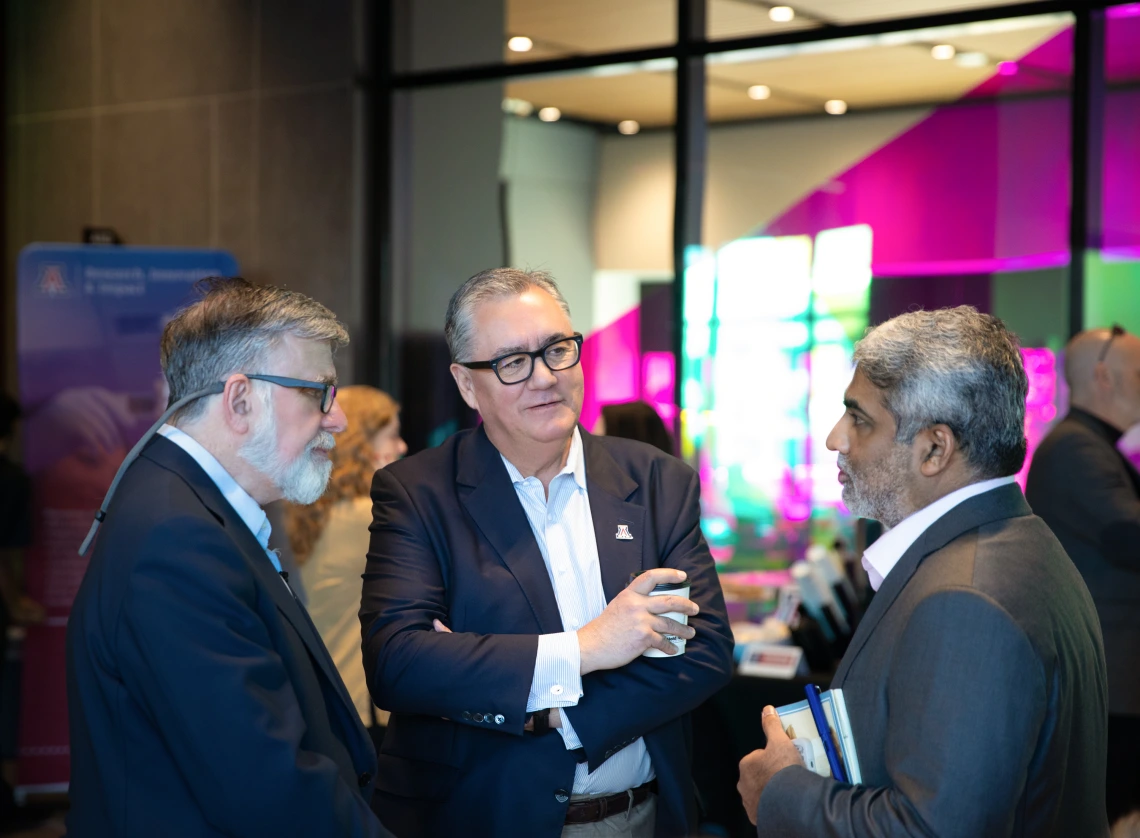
xmin=459 ymin=333 xmax=583 ymax=385
xmin=1098 ymin=324 xmax=1126 ymax=363
xmin=243 ymin=374 xmax=338 ymax=413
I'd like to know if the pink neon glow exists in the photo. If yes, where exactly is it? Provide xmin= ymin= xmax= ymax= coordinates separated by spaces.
xmin=872 ymin=251 xmax=1070 ymax=277
xmin=641 ymin=352 xmax=677 ymax=425
xmin=776 ymin=466 xmax=813 ymax=522
xmin=1018 ymin=348 xmax=1058 ymax=489
xmin=579 ymin=307 xmax=640 ymax=432
xmin=997 ymin=61 xmax=1019 ymax=76
xmin=1109 ymin=3 xmax=1140 ymax=18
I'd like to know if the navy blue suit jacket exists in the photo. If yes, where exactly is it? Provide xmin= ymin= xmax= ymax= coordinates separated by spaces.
xmin=361 ymin=426 xmax=734 ymax=838
xmin=66 ymin=436 xmax=391 ymax=837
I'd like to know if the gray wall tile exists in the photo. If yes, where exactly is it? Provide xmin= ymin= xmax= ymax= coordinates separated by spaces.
xmin=216 ymin=98 xmax=256 ymax=272
xmin=97 ymin=105 xmax=211 ymax=246
xmin=260 ymin=0 xmax=353 ymax=89
xmin=18 ymin=117 xmax=93 ymax=244
xmin=98 ymin=0 xmax=254 ymax=105
xmin=18 ymin=0 xmax=94 ymax=114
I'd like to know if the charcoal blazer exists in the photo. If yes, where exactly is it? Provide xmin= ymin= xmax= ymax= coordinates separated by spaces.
xmin=67 ymin=436 xmax=389 ymax=837
xmin=361 ymin=425 xmax=735 ymax=838
xmin=756 ymin=483 xmax=1109 ymax=837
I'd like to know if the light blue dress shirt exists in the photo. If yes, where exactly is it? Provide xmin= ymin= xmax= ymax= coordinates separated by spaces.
xmin=157 ymin=424 xmax=282 ymax=573
xmin=503 ymin=428 xmax=654 ymax=795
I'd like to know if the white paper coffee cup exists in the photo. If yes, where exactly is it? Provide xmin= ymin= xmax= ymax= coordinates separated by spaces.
xmin=643 ymin=580 xmax=690 ymax=657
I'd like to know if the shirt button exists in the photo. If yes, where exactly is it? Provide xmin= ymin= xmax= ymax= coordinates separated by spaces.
xmin=555 ymin=789 xmax=570 ymax=803
xmin=358 ymin=772 xmax=372 ymax=787
xmin=494 ymin=714 xmax=505 ymax=725
xmin=473 ymin=712 xmax=484 ymax=723
xmin=461 ymin=711 xmax=472 ymax=720
xmin=550 ymin=685 xmax=564 ymax=696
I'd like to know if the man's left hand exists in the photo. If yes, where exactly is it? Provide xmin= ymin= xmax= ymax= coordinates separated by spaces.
xmin=737 ymin=705 xmax=805 ymax=825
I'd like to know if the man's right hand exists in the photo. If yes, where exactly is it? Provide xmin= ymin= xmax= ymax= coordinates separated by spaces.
xmin=577 ymin=568 xmax=698 ymax=675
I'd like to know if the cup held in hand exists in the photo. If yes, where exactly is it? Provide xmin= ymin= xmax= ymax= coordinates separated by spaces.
xmin=643 ymin=581 xmax=690 ymax=657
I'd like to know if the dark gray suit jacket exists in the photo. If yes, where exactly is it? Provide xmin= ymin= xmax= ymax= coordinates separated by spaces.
xmin=1026 ymin=408 xmax=1140 ymax=716
xmin=756 ymin=483 xmax=1109 ymax=837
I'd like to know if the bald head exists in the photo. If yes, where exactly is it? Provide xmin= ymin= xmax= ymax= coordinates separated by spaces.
xmin=1065 ymin=326 xmax=1140 ymax=431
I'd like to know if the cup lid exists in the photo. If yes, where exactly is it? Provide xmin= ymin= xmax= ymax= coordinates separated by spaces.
xmin=651 ymin=580 xmax=690 ymax=592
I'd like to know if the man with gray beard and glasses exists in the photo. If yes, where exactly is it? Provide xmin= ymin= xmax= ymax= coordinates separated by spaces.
xmin=737 ymin=307 xmax=1109 ymax=837
xmin=67 ymin=278 xmax=393 ymax=838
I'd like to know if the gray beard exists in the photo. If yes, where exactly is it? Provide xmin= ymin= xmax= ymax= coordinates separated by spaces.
xmin=839 ymin=447 xmax=913 ymax=529
xmin=240 ymin=407 xmax=334 ymax=505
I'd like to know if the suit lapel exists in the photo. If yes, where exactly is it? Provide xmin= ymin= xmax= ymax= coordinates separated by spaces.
xmin=457 ymin=427 xmax=565 ymax=634
xmin=834 ymin=483 xmax=1032 ymax=684
xmin=143 ymin=437 xmax=366 ymax=745
xmin=581 ymin=432 xmax=645 ymax=603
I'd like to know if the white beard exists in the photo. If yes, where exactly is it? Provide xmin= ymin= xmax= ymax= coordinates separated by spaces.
xmin=239 ymin=398 xmax=334 ymax=504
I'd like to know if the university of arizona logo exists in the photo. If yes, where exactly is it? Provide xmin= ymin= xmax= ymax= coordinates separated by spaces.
xmin=37 ymin=264 xmax=70 ymax=297
xmin=615 ymin=524 xmax=633 ymax=541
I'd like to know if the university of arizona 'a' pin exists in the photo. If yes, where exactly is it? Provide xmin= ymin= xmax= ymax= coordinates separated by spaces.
xmin=615 ymin=524 xmax=633 ymax=541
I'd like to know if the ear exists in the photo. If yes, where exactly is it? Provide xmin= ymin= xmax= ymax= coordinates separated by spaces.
xmin=915 ymin=423 xmax=958 ymax=478
xmin=1093 ymin=360 xmax=1115 ymax=393
xmin=221 ymin=374 xmax=257 ymax=435
xmin=449 ymin=364 xmax=480 ymax=412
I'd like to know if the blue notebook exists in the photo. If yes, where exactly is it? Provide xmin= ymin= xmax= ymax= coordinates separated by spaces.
xmin=774 ymin=687 xmax=862 ymax=784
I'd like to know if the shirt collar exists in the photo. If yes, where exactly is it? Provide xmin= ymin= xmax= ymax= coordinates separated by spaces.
xmin=861 ymin=474 xmax=1019 ymax=591
xmin=500 ymin=427 xmax=587 ymax=491
xmin=157 ymin=424 xmax=272 ymax=550
xmin=1068 ymin=407 xmax=1125 ymax=445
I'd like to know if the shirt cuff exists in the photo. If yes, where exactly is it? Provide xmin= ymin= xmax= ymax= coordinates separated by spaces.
xmin=556 ymin=707 xmax=583 ymax=750
xmin=527 ymin=632 xmax=583 ymax=713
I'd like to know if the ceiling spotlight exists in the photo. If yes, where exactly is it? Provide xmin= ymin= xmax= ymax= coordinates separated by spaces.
xmin=769 ymin=6 xmax=795 ymax=22
xmin=501 ymin=97 xmax=534 ymax=117
xmin=824 ymin=99 xmax=847 ymax=115
xmin=931 ymin=44 xmax=956 ymax=60
xmin=507 ymin=36 xmax=534 ymax=52
xmin=997 ymin=61 xmax=1019 ymax=76
xmin=538 ymin=107 xmax=561 ymax=122
xmin=618 ymin=120 xmax=640 ymax=135
xmin=748 ymin=84 xmax=771 ymax=100
xmin=954 ymin=51 xmax=988 ymax=68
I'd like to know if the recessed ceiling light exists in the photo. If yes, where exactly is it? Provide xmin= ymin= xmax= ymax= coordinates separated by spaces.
xmin=538 ymin=107 xmax=561 ymax=122
xmin=931 ymin=44 xmax=956 ymax=60
xmin=954 ymin=51 xmax=988 ymax=68
xmin=769 ymin=6 xmax=795 ymax=22
xmin=997 ymin=61 xmax=1018 ymax=76
xmin=618 ymin=120 xmax=640 ymax=135
xmin=501 ymin=97 xmax=534 ymax=116
xmin=507 ymin=36 xmax=534 ymax=52
xmin=824 ymin=99 xmax=847 ymax=115
xmin=748 ymin=84 xmax=771 ymax=100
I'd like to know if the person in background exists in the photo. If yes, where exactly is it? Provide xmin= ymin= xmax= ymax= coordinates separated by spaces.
xmin=596 ymin=401 xmax=674 ymax=455
xmin=738 ymin=306 xmax=1108 ymax=837
xmin=286 ymin=386 xmax=405 ymax=741
xmin=1026 ymin=324 xmax=1140 ymax=823
xmin=1115 ymin=811 xmax=1140 ymax=838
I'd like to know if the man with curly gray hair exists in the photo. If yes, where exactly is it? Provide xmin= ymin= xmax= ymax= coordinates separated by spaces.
xmin=739 ymin=306 xmax=1109 ymax=837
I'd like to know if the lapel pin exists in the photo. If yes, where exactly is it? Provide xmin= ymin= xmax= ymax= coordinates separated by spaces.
xmin=615 ymin=524 xmax=633 ymax=541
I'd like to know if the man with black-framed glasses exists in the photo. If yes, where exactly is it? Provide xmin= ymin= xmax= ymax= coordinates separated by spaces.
xmin=1027 ymin=323 xmax=1140 ymax=824
xmin=67 ymin=278 xmax=393 ymax=837
xmin=361 ymin=268 xmax=733 ymax=838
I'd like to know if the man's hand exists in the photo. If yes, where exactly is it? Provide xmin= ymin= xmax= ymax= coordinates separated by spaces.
xmin=576 ymin=568 xmax=698 ymax=675
xmin=737 ymin=705 xmax=805 ymax=826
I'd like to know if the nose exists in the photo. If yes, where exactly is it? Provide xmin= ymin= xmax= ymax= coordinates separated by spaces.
xmin=397 ymin=437 xmax=408 ymax=456
xmin=323 ymin=400 xmax=348 ymax=434
xmin=528 ymin=356 xmax=558 ymax=388
xmin=826 ymin=417 xmax=847 ymax=454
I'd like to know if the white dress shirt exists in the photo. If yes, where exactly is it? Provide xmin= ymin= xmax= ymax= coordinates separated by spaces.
xmin=862 ymin=475 xmax=1019 ymax=591
xmin=157 ymin=424 xmax=282 ymax=574
xmin=504 ymin=428 xmax=654 ymax=795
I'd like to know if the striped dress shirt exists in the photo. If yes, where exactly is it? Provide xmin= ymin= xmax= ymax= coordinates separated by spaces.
xmin=503 ymin=428 xmax=654 ymax=795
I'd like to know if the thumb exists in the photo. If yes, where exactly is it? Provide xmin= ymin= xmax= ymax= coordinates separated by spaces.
xmin=432 ymin=619 xmax=452 ymax=633
xmin=761 ymin=706 xmax=788 ymax=742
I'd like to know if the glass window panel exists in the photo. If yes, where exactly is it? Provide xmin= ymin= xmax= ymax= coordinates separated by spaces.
xmin=395 ymin=0 xmax=676 ymax=73
xmin=686 ymin=14 xmax=1073 ymax=591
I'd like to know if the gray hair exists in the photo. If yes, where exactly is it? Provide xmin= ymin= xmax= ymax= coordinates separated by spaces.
xmin=854 ymin=306 xmax=1028 ymax=478
xmin=161 ymin=277 xmax=349 ymax=422
xmin=444 ymin=268 xmax=571 ymax=362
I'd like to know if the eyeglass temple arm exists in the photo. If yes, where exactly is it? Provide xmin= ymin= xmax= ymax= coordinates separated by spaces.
xmin=78 ymin=383 xmax=225 ymax=556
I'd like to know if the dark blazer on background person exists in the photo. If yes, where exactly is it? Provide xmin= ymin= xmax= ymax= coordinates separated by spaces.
xmin=756 ymin=483 xmax=1109 ymax=837
xmin=1026 ymin=407 xmax=1140 ymax=717
xmin=67 ymin=436 xmax=389 ymax=837
xmin=361 ymin=425 xmax=735 ymax=838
